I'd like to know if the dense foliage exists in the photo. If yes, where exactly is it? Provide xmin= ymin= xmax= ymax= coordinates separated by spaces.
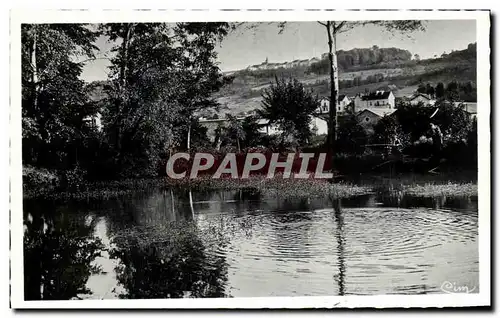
xmin=21 ymin=24 xmax=100 ymax=172
xmin=22 ymin=23 xmax=232 ymax=181
xmin=372 ymin=100 xmax=477 ymax=166
xmin=336 ymin=115 xmax=368 ymax=155
xmin=309 ymin=46 xmax=412 ymax=74
xmin=97 ymin=23 xmax=231 ymax=177
xmin=259 ymin=77 xmax=320 ymax=147
xmin=21 ymin=23 xmax=478 ymax=190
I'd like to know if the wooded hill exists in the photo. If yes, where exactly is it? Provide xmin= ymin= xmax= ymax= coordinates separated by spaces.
xmin=211 ymin=43 xmax=476 ymax=117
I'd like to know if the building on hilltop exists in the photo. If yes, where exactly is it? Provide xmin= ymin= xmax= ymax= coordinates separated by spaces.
xmin=245 ymin=56 xmax=321 ymax=71
xmin=310 ymin=57 xmax=320 ymax=64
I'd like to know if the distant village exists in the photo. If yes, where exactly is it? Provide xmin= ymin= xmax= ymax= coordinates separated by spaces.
xmin=85 ymin=86 xmax=478 ymax=145
xmin=84 ymin=53 xmax=478 ymax=146
xmin=197 ymin=90 xmax=477 ymax=143
xmin=245 ymin=56 xmax=322 ymax=71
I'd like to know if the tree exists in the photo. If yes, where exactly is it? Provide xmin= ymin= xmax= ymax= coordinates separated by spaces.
xmin=241 ymin=115 xmax=264 ymax=148
xmin=396 ymin=100 xmax=472 ymax=146
xmin=274 ymin=21 xmax=425 ymax=155
xmin=223 ymin=114 xmax=245 ymax=152
xmin=426 ymin=83 xmax=435 ymax=98
xmin=431 ymin=101 xmax=472 ymax=144
xmin=336 ymin=114 xmax=368 ymax=155
xmin=395 ymin=102 xmax=436 ymax=142
xmin=435 ymin=82 xmax=445 ymax=99
xmin=21 ymin=24 xmax=100 ymax=170
xmin=446 ymin=81 xmax=460 ymax=101
xmin=259 ymin=77 xmax=319 ymax=147
xmin=414 ymin=53 xmax=420 ymax=61
xmin=372 ymin=115 xmax=409 ymax=151
xmin=310 ymin=47 xmax=412 ymax=74
xmin=417 ymin=83 xmax=427 ymax=94
xmin=99 ymin=23 xmax=231 ymax=176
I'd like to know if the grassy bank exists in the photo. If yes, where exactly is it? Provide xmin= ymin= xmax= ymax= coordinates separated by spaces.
xmin=164 ymin=174 xmax=372 ymax=200
xmin=22 ymin=171 xmax=478 ymax=201
xmin=356 ymin=171 xmax=478 ymax=197
xmin=402 ymin=182 xmax=478 ymax=197
xmin=23 ymin=178 xmax=161 ymax=200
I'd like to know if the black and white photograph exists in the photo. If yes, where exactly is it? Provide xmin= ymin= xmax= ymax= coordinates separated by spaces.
xmin=9 ymin=9 xmax=490 ymax=309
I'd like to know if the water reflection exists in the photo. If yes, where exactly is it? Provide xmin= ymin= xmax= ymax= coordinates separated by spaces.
xmin=23 ymin=188 xmax=479 ymax=299
xmin=109 ymin=220 xmax=229 ymax=298
xmin=332 ymin=199 xmax=346 ymax=296
xmin=23 ymin=201 xmax=104 ymax=300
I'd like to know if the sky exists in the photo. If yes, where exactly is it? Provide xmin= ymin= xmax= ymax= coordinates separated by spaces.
xmin=80 ymin=20 xmax=476 ymax=82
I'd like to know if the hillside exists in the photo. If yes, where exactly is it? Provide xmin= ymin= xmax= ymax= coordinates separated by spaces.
xmin=213 ymin=43 xmax=477 ymax=117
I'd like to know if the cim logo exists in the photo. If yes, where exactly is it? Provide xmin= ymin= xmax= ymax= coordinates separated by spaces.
xmin=440 ymin=281 xmax=477 ymax=294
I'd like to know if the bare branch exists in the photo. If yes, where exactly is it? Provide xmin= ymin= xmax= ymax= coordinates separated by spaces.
xmin=334 ymin=21 xmax=346 ymax=33
xmin=336 ymin=22 xmax=357 ymax=34
xmin=276 ymin=22 xmax=287 ymax=34
xmin=317 ymin=21 xmax=328 ymax=27
xmin=75 ymin=57 xmax=111 ymax=64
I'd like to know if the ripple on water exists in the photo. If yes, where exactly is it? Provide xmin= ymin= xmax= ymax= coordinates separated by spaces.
xmin=199 ymin=205 xmax=478 ymax=297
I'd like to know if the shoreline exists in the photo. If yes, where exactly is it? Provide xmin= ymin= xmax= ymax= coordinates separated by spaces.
xmin=23 ymin=171 xmax=478 ymax=201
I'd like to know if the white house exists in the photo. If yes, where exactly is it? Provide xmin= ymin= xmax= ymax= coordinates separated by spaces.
xmin=256 ymin=118 xmax=282 ymax=136
xmin=310 ymin=116 xmax=328 ymax=135
xmin=354 ymin=91 xmax=395 ymax=111
xmin=257 ymin=117 xmax=329 ymax=136
xmin=317 ymin=95 xmax=352 ymax=114
xmin=409 ymin=93 xmax=436 ymax=106
xmin=83 ymin=113 xmax=102 ymax=132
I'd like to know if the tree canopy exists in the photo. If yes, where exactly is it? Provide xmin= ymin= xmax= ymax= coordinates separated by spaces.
xmin=259 ymin=77 xmax=319 ymax=146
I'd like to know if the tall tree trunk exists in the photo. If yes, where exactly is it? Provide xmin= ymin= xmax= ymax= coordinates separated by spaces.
xmin=116 ymin=24 xmax=135 ymax=162
xmin=30 ymin=27 xmax=38 ymax=111
xmin=119 ymin=24 xmax=134 ymax=89
xmin=325 ymin=22 xmax=339 ymax=155
xmin=29 ymin=26 xmax=45 ymax=165
xmin=187 ymin=122 xmax=191 ymax=150
xmin=237 ymin=138 xmax=241 ymax=152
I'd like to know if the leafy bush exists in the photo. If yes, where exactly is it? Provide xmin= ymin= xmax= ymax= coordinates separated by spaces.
xmin=59 ymin=165 xmax=87 ymax=192
xmin=336 ymin=115 xmax=368 ymax=155
xmin=23 ymin=166 xmax=60 ymax=194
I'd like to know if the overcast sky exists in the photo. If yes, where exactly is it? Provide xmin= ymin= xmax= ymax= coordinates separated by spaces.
xmin=81 ymin=20 xmax=476 ymax=82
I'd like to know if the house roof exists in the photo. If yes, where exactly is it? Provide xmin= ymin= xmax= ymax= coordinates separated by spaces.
xmin=361 ymin=91 xmax=392 ymax=101
xmin=256 ymin=118 xmax=270 ymax=125
xmin=321 ymin=95 xmax=348 ymax=101
xmin=356 ymin=108 xmax=396 ymax=118
xmin=410 ymin=93 xmax=431 ymax=100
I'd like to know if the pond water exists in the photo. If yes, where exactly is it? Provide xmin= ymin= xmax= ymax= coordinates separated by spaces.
xmin=23 ymin=188 xmax=479 ymax=300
